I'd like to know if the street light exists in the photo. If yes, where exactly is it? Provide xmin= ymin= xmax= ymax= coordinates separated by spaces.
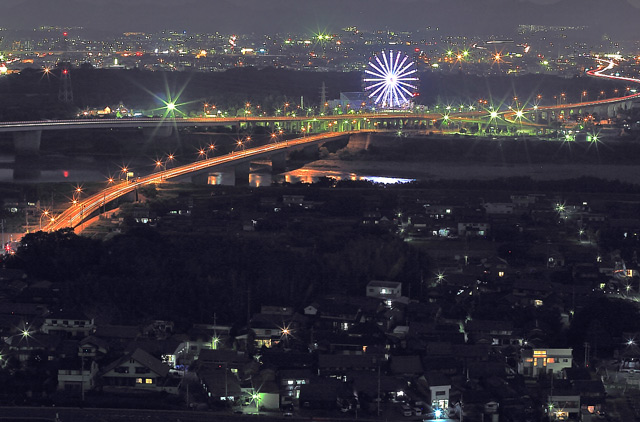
xmin=39 ymin=210 xmax=50 ymax=230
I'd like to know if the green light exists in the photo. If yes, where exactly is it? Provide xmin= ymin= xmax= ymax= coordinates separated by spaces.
xmin=166 ymin=102 xmax=176 ymax=111
xmin=463 ymin=50 xmax=469 ymax=56
xmin=490 ymin=111 xmax=498 ymax=119
xmin=447 ymin=50 xmax=453 ymax=56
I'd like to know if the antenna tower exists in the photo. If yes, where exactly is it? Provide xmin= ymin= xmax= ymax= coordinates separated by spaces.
xmin=58 ymin=31 xmax=73 ymax=103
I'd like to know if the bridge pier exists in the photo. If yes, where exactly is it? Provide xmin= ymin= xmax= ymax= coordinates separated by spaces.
xmin=234 ymin=161 xmax=251 ymax=185
xmin=13 ymin=131 xmax=42 ymax=155
xmin=271 ymin=151 xmax=287 ymax=173
xmin=191 ymin=173 xmax=209 ymax=185
xmin=346 ymin=132 xmax=372 ymax=152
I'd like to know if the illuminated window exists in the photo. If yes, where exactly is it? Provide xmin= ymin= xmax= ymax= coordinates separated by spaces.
xmin=381 ymin=288 xmax=389 ymax=294
xmin=498 ymin=271 xmax=505 ymax=277
xmin=525 ymin=358 xmax=533 ymax=363
xmin=533 ymin=350 xmax=547 ymax=356
xmin=534 ymin=358 xmax=538 ymax=366
xmin=534 ymin=299 xmax=543 ymax=307
xmin=547 ymin=358 xmax=555 ymax=363
xmin=627 ymin=269 xmax=634 ymax=277
xmin=145 ymin=379 xmax=153 ymax=384
xmin=288 ymin=380 xmax=294 ymax=385
xmin=136 ymin=378 xmax=143 ymax=384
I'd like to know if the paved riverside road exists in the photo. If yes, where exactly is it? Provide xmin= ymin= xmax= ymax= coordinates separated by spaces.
xmin=0 ymin=407 xmax=290 ymax=422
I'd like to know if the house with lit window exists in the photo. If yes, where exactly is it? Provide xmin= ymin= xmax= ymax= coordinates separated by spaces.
xmin=546 ymin=388 xmax=580 ymax=421
xmin=518 ymin=348 xmax=573 ymax=378
xmin=366 ymin=280 xmax=403 ymax=300
xmin=305 ymin=298 xmax=363 ymax=332
xmin=458 ymin=221 xmax=490 ymax=238
xmin=418 ymin=372 xmax=451 ymax=414
xmin=465 ymin=319 xmax=522 ymax=347
xmin=279 ymin=368 xmax=312 ymax=399
xmin=100 ymin=348 xmax=173 ymax=392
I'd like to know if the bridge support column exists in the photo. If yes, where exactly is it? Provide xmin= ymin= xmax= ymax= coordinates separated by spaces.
xmin=191 ymin=173 xmax=209 ymax=185
xmin=271 ymin=152 xmax=287 ymax=173
xmin=13 ymin=131 xmax=42 ymax=155
xmin=346 ymin=132 xmax=372 ymax=152
xmin=234 ymin=161 xmax=251 ymax=185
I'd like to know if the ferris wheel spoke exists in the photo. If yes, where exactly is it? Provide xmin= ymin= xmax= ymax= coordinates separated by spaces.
xmin=382 ymin=51 xmax=392 ymax=74
xmin=365 ymin=81 xmax=387 ymax=92
xmin=394 ymin=53 xmax=408 ymax=75
xmin=364 ymin=67 xmax=385 ymax=78
xmin=369 ymin=83 xmax=387 ymax=99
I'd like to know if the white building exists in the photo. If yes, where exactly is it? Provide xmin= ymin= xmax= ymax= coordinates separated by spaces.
xmin=366 ymin=280 xmax=402 ymax=300
xmin=519 ymin=348 xmax=573 ymax=378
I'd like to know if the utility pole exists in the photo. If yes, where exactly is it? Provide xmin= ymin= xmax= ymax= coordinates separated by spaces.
xmin=377 ymin=362 xmax=381 ymax=416
xmin=584 ymin=342 xmax=591 ymax=368
xmin=80 ymin=355 xmax=85 ymax=402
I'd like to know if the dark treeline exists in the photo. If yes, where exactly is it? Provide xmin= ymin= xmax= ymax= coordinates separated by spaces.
xmin=366 ymin=136 xmax=640 ymax=165
xmin=0 ymin=66 xmax=628 ymax=121
xmin=11 ymin=224 xmax=427 ymax=327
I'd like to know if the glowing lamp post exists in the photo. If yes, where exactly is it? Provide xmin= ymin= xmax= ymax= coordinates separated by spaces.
xmin=39 ymin=210 xmax=50 ymax=230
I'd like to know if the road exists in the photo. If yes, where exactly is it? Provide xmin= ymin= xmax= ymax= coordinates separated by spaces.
xmin=39 ymin=58 xmax=640 ymax=233
xmin=43 ymin=131 xmax=359 ymax=232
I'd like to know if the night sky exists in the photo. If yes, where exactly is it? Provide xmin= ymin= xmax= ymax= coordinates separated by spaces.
xmin=1 ymin=0 xmax=639 ymax=36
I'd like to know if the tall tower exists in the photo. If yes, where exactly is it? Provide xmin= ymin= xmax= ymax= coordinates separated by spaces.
xmin=58 ymin=65 xmax=73 ymax=103
xmin=58 ymin=31 xmax=73 ymax=103
xmin=320 ymin=82 xmax=327 ymax=113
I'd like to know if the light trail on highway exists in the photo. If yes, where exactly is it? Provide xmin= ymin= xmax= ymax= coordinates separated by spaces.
xmin=43 ymin=131 xmax=360 ymax=232
xmin=36 ymin=57 xmax=640 ymax=233
xmin=502 ymin=58 xmax=640 ymax=125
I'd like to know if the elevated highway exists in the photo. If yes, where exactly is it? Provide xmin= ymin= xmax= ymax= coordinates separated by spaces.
xmin=43 ymin=130 xmax=361 ymax=232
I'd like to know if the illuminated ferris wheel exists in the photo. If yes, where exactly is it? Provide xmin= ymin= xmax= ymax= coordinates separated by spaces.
xmin=363 ymin=50 xmax=419 ymax=109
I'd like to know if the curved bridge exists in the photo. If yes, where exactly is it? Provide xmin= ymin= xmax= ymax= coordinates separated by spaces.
xmin=43 ymin=130 xmax=363 ymax=232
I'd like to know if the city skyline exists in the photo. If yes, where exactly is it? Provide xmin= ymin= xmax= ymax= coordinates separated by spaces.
xmin=2 ymin=0 xmax=640 ymax=36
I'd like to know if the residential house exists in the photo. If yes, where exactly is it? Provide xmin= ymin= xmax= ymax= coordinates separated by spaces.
xmin=41 ymin=310 xmax=94 ymax=338
xmin=458 ymin=221 xmax=490 ymax=237
xmin=519 ymin=348 xmax=573 ymax=378
xmin=465 ymin=319 xmax=522 ymax=347
xmin=366 ymin=280 xmax=403 ymax=301
xmin=100 ymin=348 xmax=173 ymax=392
xmin=418 ymin=372 xmax=451 ymax=412
xmin=317 ymin=354 xmax=381 ymax=378
xmin=57 ymin=357 xmax=99 ymax=393
xmin=198 ymin=363 xmax=242 ymax=403
xmin=547 ymin=387 xmax=580 ymax=421
xmin=279 ymin=368 xmax=313 ymax=399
